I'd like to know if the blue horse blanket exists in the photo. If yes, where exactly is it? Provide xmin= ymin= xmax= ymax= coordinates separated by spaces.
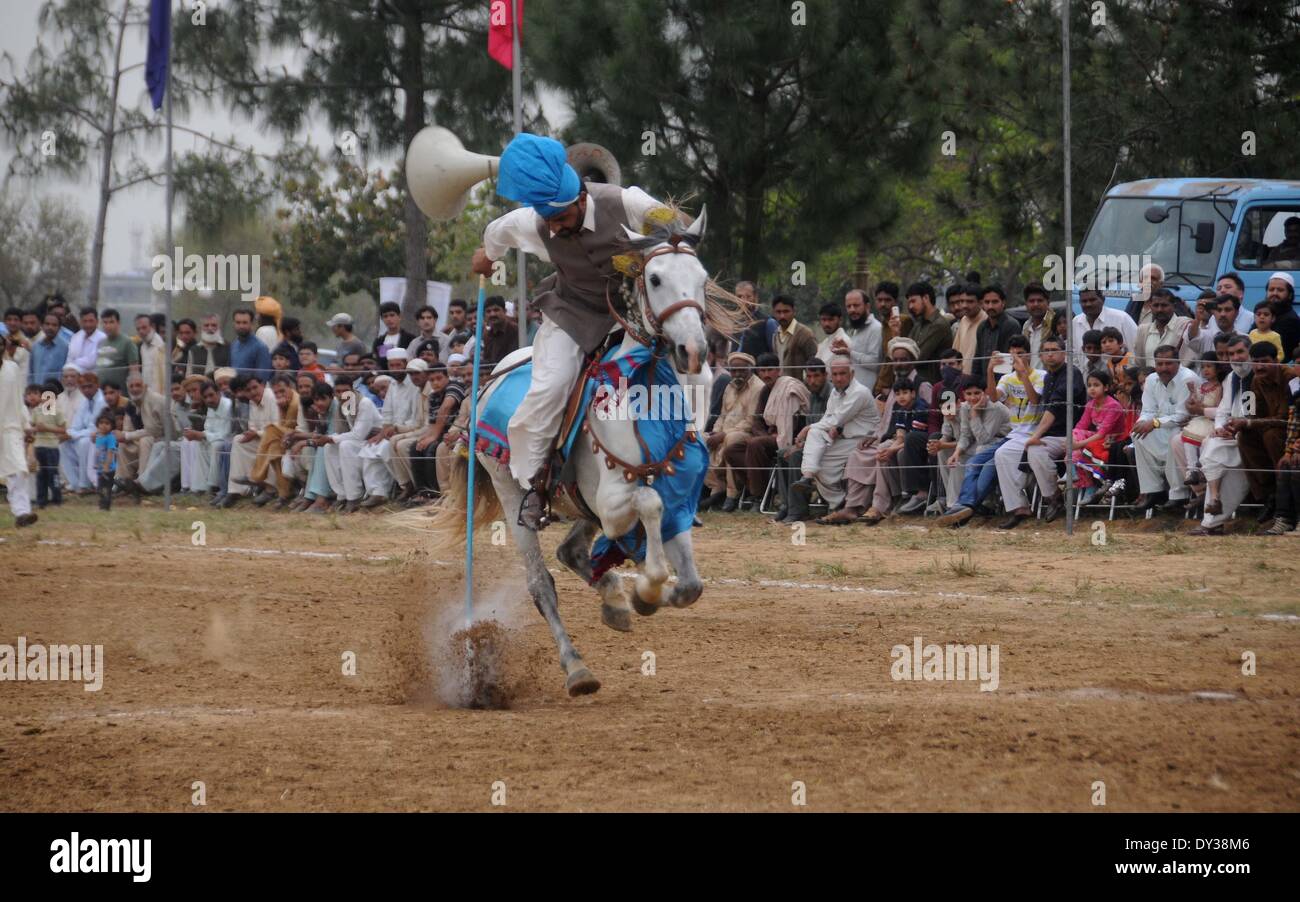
xmin=473 ymin=343 xmax=708 ymax=578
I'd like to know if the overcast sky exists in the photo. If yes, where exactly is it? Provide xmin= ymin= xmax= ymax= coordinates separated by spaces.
xmin=0 ymin=0 xmax=568 ymax=275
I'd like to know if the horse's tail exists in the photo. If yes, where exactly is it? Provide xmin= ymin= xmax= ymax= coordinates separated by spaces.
xmin=427 ymin=448 xmax=504 ymax=541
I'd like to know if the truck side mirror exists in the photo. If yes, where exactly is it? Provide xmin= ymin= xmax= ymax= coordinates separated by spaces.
xmin=1193 ymin=221 xmax=1214 ymax=255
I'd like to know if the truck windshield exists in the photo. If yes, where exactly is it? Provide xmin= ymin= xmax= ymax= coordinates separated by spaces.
xmin=1079 ymin=197 xmax=1233 ymax=287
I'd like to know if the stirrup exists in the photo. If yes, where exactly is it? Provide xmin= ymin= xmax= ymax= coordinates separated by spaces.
xmin=517 ymin=486 xmax=552 ymax=531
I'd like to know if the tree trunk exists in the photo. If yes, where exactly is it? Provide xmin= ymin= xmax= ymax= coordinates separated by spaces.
xmin=87 ymin=0 xmax=132 ymax=307
xmin=398 ymin=4 xmax=428 ymax=335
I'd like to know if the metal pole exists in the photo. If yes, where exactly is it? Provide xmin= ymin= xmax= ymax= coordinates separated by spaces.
xmin=512 ymin=0 xmax=527 ymax=348
xmin=464 ymin=275 xmax=488 ymax=627
xmin=162 ymin=1 xmax=174 ymax=512
xmin=1062 ymin=0 xmax=1075 ymax=536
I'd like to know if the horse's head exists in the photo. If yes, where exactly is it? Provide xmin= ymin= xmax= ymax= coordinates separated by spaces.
xmin=621 ymin=209 xmax=709 ymax=374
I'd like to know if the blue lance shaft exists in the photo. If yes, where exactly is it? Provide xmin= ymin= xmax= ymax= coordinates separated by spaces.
xmin=464 ymin=274 xmax=489 ymax=626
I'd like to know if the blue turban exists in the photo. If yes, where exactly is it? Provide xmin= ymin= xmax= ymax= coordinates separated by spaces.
xmin=496 ymin=133 xmax=582 ymax=219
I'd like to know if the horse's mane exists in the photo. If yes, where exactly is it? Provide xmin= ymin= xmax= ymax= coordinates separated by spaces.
xmin=620 ymin=205 xmax=756 ymax=340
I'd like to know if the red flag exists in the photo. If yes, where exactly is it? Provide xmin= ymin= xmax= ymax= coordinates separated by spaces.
xmin=488 ymin=0 xmax=522 ymax=70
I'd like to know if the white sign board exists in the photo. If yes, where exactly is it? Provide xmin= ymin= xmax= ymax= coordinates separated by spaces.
xmin=378 ymin=278 xmax=454 ymax=323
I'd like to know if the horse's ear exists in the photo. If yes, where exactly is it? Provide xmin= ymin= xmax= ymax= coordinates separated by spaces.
xmin=684 ymin=206 xmax=707 ymax=240
xmin=622 ymin=224 xmax=644 ymax=243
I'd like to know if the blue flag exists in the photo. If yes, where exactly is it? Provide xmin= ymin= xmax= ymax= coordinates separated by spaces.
xmin=145 ymin=0 xmax=171 ymax=112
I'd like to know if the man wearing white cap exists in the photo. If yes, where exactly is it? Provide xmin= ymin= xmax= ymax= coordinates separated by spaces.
xmin=327 ymin=313 xmax=367 ymax=373
xmin=56 ymin=363 xmax=86 ymax=488
xmin=700 ymin=351 xmax=765 ymax=511
xmin=470 ymin=132 xmax=670 ymax=529
xmin=370 ymin=348 xmax=426 ymax=503
xmin=1265 ymin=272 xmax=1298 ymax=362
xmin=787 ymin=355 xmax=878 ymax=521
xmin=62 ymin=370 xmax=107 ymax=493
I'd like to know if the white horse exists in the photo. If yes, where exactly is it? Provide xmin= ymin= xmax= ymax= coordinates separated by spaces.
xmin=437 ymin=213 xmax=715 ymax=696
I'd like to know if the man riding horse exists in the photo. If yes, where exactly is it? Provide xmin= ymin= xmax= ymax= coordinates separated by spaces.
xmin=470 ymin=133 xmax=671 ymax=531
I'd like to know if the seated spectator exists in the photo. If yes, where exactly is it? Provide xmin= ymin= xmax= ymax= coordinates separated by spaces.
xmin=114 ymin=372 xmax=166 ymax=499
xmin=323 ymin=374 xmax=390 ymax=513
xmin=987 ymin=336 xmax=1045 ymax=526
xmin=296 ymin=381 xmax=340 ymax=513
xmin=136 ymin=379 xmax=188 ymax=495
xmin=701 ymin=351 xmax=764 ymax=512
xmin=222 ymin=372 xmax=278 ymax=508
xmin=824 ymin=337 xmax=932 ymax=524
xmin=926 ymin=348 xmax=965 ymax=509
xmin=1130 ymin=346 xmax=1198 ymax=511
xmin=1235 ymin=341 xmax=1290 ymax=522
xmin=1190 ymin=335 xmax=1255 ymax=535
xmin=243 ymin=374 xmax=301 ymax=507
xmin=1071 ymin=370 xmax=1126 ymax=504
xmin=935 ymin=375 xmax=1012 ymax=527
xmin=376 ymin=351 xmax=431 ymax=503
xmin=871 ymin=376 xmax=931 ymax=517
xmin=732 ymin=353 xmax=783 ymax=511
xmin=407 ymin=362 xmax=461 ymax=500
xmin=788 ymin=355 xmax=879 ymax=522
xmin=1173 ymin=353 xmax=1226 ymax=512
xmin=61 ymin=371 xmax=107 ymax=494
xmin=197 ymin=378 xmax=234 ymax=499
xmin=1018 ymin=336 xmax=1084 ymax=525
xmin=1265 ymin=352 xmax=1300 ymax=534
xmin=771 ymin=359 xmax=831 ymax=523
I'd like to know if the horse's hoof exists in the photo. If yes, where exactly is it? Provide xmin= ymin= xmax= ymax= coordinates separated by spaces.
xmin=565 ymin=667 xmax=601 ymax=696
xmin=630 ymin=592 xmax=659 ymax=616
xmin=601 ymin=603 xmax=634 ymax=632
xmin=668 ymin=582 xmax=703 ymax=608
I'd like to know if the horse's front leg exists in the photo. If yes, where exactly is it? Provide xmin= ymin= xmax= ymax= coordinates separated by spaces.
xmin=629 ymin=485 xmax=671 ymax=611
xmin=493 ymin=469 xmax=600 ymax=696
xmin=556 ymin=518 xmax=632 ymax=633
xmin=662 ymin=529 xmax=704 ymax=608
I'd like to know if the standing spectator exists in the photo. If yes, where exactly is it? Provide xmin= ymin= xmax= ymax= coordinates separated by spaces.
xmin=831 ymin=288 xmax=882 ymax=388
xmin=1 ymin=336 xmax=37 ymax=525
xmin=873 ymin=281 xmax=908 ymax=347
xmin=477 ymin=296 xmax=520 ymax=368
xmin=298 ymin=342 xmax=327 ymax=381
xmin=951 ymin=283 xmax=985 ymax=374
xmin=373 ymin=301 xmax=416 ymax=365
xmin=1264 ymin=356 xmax=1300 ymax=535
xmin=1021 ymin=282 xmax=1056 ymax=370
xmin=814 ymin=303 xmax=848 ymax=367
xmin=25 ymin=383 xmax=66 ymax=507
xmin=327 ymin=313 xmax=367 ymax=371
xmin=1072 ymin=289 xmax=1136 ymax=370
xmin=134 ymin=313 xmax=168 ymax=394
xmin=1132 ymin=289 xmax=1190 ymax=371
xmin=93 ymin=412 xmax=117 ymax=511
xmin=29 ymin=312 xmax=70 ymax=385
xmin=181 ymin=314 xmax=230 ymax=377
xmin=897 ymin=282 xmax=952 ymax=384
xmin=1249 ymin=304 xmax=1285 ymax=361
xmin=771 ymin=295 xmax=818 ymax=374
xmin=93 ymin=309 xmax=140 ymax=391
xmin=972 ymin=285 xmax=1020 ymax=374
xmin=441 ymin=299 xmax=468 ymax=337
xmin=66 ymin=307 xmax=106 ymax=373
xmin=229 ymin=308 xmax=272 ymax=380
xmin=254 ymin=296 xmax=282 ymax=351
xmin=1264 ymin=273 xmax=1298 ymax=361
xmin=408 ymin=305 xmax=445 ymax=361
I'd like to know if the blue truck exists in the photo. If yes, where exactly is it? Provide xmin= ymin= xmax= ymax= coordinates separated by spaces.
xmin=1076 ymin=177 xmax=1300 ymax=312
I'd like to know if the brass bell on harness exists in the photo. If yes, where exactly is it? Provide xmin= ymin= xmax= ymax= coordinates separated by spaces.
xmin=674 ymin=445 xmax=686 ymax=460
xmin=623 ymin=469 xmax=637 ymax=483
xmin=664 ymin=462 xmax=676 ymax=476
xmin=605 ymin=456 xmax=616 ymax=470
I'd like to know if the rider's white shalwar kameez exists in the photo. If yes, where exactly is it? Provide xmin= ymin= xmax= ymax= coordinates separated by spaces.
xmin=0 ymin=355 xmax=33 ymax=517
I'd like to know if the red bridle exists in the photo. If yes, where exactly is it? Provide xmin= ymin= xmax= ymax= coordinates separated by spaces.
xmin=606 ymin=239 xmax=705 ymax=345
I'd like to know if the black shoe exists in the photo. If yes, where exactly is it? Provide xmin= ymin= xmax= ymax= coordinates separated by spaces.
xmin=15 ymin=513 xmax=37 ymax=527
xmin=771 ymin=506 xmax=789 ymax=523
xmin=699 ymin=489 xmax=726 ymax=511
xmin=720 ymin=496 xmax=738 ymax=512
xmin=218 ymin=493 xmax=240 ymax=509
xmin=1159 ymin=497 xmax=1187 ymax=513
xmin=1256 ymin=502 xmax=1276 ymax=525
xmin=997 ymin=511 xmax=1030 ymax=530
xmin=1042 ymin=495 xmax=1065 ymax=523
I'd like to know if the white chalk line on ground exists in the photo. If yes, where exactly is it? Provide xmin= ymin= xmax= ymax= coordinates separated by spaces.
xmin=11 ymin=539 xmax=1294 ymax=623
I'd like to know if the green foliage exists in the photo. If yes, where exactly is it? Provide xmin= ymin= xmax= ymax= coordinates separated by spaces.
xmin=0 ymin=193 xmax=89 ymax=306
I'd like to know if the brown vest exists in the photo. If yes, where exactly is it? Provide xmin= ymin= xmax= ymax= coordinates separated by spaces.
xmin=533 ymin=182 xmax=630 ymax=352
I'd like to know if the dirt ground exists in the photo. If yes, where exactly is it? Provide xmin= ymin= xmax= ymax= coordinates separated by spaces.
xmin=2 ymin=496 xmax=1298 ymax=812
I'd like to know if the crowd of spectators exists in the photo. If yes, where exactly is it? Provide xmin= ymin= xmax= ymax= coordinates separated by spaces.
xmin=700 ymin=267 xmax=1300 ymax=537
xmin=3 ymin=266 xmax=1299 ymax=539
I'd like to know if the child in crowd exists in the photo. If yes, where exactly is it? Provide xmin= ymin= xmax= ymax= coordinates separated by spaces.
xmin=1099 ymin=327 xmax=1133 ymax=381
xmin=1181 ymin=352 xmax=1226 ymax=507
xmin=1071 ymin=370 xmax=1126 ymax=503
xmin=298 ymin=342 xmax=327 ymax=381
xmin=93 ymin=411 xmax=117 ymax=511
xmin=24 ymin=382 xmax=67 ymax=507
xmin=1081 ymin=330 xmax=1107 ymax=377
xmin=271 ymin=348 xmax=294 ymax=373
xmin=1249 ymin=305 xmax=1284 ymax=361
